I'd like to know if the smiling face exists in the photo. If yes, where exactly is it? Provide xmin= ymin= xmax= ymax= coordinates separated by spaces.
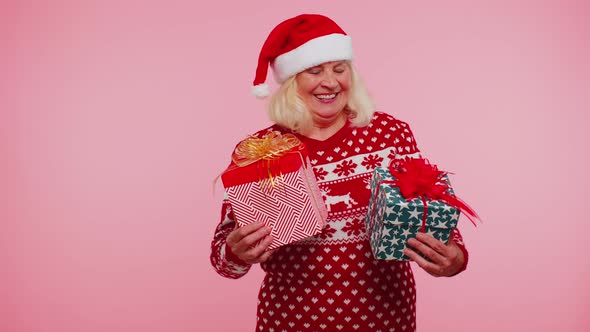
xmin=295 ymin=61 xmax=352 ymax=128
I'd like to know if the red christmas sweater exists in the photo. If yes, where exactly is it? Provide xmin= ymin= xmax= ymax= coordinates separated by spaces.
xmin=211 ymin=112 xmax=468 ymax=332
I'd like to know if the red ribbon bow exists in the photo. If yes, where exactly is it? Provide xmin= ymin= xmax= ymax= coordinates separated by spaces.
xmin=388 ymin=158 xmax=480 ymax=232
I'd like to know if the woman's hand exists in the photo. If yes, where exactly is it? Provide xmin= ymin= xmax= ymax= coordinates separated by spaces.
xmin=403 ymin=232 xmax=464 ymax=277
xmin=226 ymin=221 xmax=276 ymax=264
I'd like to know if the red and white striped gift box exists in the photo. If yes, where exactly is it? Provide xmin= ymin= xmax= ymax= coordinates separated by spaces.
xmin=221 ymin=142 xmax=327 ymax=250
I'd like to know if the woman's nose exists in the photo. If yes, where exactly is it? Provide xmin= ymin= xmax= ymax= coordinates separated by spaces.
xmin=320 ymin=73 xmax=338 ymax=88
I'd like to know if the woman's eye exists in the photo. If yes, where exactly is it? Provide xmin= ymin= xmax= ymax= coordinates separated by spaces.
xmin=308 ymin=69 xmax=321 ymax=74
xmin=334 ymin=67 xmax=345 ymax=73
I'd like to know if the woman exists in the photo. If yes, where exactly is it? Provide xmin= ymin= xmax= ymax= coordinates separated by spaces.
xmin=211 ymin=14 xmax=468 ymax=332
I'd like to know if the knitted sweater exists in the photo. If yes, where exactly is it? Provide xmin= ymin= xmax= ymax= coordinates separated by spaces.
xmin=211 ymin=112 xmax=468 ymax=332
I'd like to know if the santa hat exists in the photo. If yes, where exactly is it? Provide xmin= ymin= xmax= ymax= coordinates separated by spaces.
xmin=252 ymin=14 xmax=353 ymax=98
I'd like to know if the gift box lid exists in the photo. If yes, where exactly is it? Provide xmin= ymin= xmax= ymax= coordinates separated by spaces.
xmin=372 ymin=166 xmax=460 ymax=229
xmin=221 ymin=132 xmax=310 ymax=188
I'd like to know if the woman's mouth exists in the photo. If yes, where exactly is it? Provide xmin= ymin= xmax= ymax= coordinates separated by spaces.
xmin=314 ymin=93 xmax=338 ymax=103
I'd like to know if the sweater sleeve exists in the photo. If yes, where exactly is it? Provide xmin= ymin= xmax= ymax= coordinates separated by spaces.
xmin=450 ymin=227 xmax=469 ymax=276
xmin=210 ymin=196 xmax=252 ymax=279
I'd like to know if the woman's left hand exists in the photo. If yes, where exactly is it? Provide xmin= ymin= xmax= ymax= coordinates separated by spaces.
xmin=403 ymin=232 xmax=464 ymax=277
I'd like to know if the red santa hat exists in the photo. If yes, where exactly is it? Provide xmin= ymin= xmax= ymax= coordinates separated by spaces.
xmin=252 ymin=14 xmax=354 ymax=98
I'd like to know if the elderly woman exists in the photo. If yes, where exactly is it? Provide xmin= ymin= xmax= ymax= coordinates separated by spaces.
xmin=211 ymin=14 xmax=469 ymax=332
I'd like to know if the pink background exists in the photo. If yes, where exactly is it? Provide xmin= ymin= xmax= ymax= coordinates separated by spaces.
xmin=3 ymin=0 xmax=589 ymax=331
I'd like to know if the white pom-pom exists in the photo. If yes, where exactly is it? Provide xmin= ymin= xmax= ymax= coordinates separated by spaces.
xmin=252 ymin=83 xmax=270 ymax=99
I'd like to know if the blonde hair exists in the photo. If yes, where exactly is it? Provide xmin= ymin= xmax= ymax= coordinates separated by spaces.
xmin=267 ymin=62 xmax=375 ymax=134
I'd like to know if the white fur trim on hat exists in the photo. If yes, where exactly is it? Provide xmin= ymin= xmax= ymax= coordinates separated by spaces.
xmin=272 ymin=33 xmax=353 ymax=83
xmin=252 ymin=83 xmax=270 ymax=98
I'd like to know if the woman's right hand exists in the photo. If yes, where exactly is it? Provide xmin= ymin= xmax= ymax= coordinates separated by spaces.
xmin=226 ymin=221 xmax=276 ymax=264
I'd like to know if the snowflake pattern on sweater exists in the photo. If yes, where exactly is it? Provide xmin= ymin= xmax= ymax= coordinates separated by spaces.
xmin=210 ymin=112 xmax=468 ymax=332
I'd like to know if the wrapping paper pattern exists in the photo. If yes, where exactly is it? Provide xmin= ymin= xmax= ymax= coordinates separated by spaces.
xmin=366 ymin=167 xmax=459 ymax=260
xmin=224 ymin=158 xmax=327 ymax=250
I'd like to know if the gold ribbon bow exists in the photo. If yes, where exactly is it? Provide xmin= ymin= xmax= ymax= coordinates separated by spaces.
xmin=232 ymin=131 xmax=302 ymax=167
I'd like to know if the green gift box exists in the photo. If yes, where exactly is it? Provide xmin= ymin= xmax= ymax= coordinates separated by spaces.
xmin=365 ymin=166 xmax=460 ymax=261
